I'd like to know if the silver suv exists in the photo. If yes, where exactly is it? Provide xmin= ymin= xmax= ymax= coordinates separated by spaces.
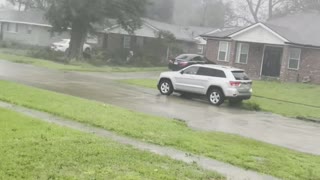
xmin=157 ymin=64 xmax=253 ymax=106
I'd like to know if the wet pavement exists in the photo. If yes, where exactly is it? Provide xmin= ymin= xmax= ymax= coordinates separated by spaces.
xmin=0 ymin=101 xmax=277 ymax=180
xmin=0 ymin=60 xmax=320 ymax=155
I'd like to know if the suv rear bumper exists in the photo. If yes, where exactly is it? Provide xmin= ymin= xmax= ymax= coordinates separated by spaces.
xmin=225 ymin=89 xmax=252 ymax=100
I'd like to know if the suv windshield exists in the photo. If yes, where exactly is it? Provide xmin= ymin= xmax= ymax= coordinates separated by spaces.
xmin=232 ymin=71 xmax=250 ymax=80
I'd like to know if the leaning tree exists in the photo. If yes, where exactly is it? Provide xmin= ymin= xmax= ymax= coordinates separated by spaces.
xmin=46 ymin=0 xmax=147 ymax=60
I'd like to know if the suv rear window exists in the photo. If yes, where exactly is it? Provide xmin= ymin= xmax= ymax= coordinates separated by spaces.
xmin=197 ymin=67 xmax=226 ymax=78
xmin=232 ymin=71 xmax=250 ymax=80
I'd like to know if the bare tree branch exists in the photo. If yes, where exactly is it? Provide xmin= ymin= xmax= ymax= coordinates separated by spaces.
xmin=245 ymin=0 xmax=262 ymax=22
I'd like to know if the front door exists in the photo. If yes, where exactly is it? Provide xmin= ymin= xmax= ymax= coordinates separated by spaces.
xmin=262 ymin=46 xmax=283 ymax=77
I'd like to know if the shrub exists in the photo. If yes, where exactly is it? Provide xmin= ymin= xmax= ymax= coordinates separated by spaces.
xmin=243 ymin=102 xmax=261 ymax=111
xmin=27 ymin=48 xmax=65 ymax=62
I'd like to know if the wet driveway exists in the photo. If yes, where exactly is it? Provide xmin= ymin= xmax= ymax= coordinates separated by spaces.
xmin=0 ymin=60 xmax=320 ymax=155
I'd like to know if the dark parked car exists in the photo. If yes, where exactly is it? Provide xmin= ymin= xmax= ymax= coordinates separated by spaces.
xmin=168 ymin=54 xmax=215 ymax=71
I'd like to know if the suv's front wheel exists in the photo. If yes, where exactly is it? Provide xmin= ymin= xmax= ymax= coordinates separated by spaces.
xmin=159 ymin=80 xmax=174 ymax=96
xmin=207 ymin=88 xmax=225 ymax=106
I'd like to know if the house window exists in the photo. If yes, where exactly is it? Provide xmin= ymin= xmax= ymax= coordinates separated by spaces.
xmin=288 ymin=48 xmax=301 ymax=70
xmin=218 ymin=41 xmax=230 ymax=61
xmin=27 ymin=25 xmax=32 ymax=34
xmin=236 ymin=43 xmax=250 ymax=64
xmin=7 ymin=23 xmax=18 ymax=33
xmin=197 ymin=45 xmax=204 ymax=54
xmin=123 ymin=35 xmax=131 ymax=49
xmin=136 ymin=37 xmax=144 ymax=47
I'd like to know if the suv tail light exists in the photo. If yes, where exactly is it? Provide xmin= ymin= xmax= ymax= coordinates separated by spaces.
xmin=230 ymin=81 xmax=241 ymax=87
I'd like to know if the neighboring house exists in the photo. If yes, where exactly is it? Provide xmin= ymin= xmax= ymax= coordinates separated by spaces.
xmin=203 ymin=12 xmax=320 ymax=84
xmin=102 ymin=18 xmax=219 ymax=58
xmin=0 ymin=10 xmax=69 ymax=47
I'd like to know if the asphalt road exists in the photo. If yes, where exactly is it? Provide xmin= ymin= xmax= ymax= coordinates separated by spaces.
xmin=0 ymin=60 xmax=319 ymax=155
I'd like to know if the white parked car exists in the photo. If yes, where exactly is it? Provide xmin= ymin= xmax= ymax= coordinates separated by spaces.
xmin=50 ymin=39 xmax=92 ymax=54
xmin=157 ymin=64 xmax=253 ymax=106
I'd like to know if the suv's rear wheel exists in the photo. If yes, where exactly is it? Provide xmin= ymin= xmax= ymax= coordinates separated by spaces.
xmin=207 ymin=88 xmax=224 ymax=106
xmin=159 ymin=80 xmax=173 ymax=96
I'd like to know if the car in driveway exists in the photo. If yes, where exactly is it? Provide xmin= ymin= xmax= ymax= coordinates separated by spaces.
xmin=158 ymin=64 xmax=252 ymax=106
xmin=168 ymin=54 xmax=215 ymax=71
xmin=50 ymin=39 xmax=92 ymax=55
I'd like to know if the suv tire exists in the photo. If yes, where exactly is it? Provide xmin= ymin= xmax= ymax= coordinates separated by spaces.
xmin=207 ymin=88 xmax=224 ymax=106
xmin=159 ymin=79 xmax=174 ymax=96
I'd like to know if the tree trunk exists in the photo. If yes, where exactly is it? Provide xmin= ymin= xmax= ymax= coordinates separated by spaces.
xmin=269 ymin=0 xmax=273 ymax=19
xmin=18 ymin=0 xmax=22 ymax=11
xmin=68 ymin=18 xmax=88 ymax=60
xmin=246 ymin=0 xmax=262 ymax=23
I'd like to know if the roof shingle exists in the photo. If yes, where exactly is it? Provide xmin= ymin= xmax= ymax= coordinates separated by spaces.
xmin=204 ymin=11 xmax=320 ymax=47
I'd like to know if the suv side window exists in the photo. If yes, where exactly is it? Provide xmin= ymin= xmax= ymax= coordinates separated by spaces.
xmin=197 ymin=67 xmax=226 ymax=78
xmin=183 ymin=66 xmax=199 ymax=75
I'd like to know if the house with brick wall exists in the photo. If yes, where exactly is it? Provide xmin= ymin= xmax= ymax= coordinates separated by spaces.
xmin=202 ymin=12 xmax=320 ymax=84
xmin=0 ymin=10 xmax=69 ymax=47
xmin=102 ymin=18 xmax=219 ymax=61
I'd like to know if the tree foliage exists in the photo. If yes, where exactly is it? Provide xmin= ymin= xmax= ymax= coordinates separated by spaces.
xmin=146 ymin=0 xmax=174 ymax=23
xmin=7 ymin=0 xmax=47 ymax=11
xmin=241 ymin=0 xmax=320 ymax=23
xmin=45 ymin=0 xmax=147 ymax=60
xmin=273 ymin=0 xmax=320 ymax=17
xmin=195 ymin=0 xmax=229 ymax=27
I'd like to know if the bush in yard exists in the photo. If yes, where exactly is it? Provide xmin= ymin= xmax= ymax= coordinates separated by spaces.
xmin=243 ymin=102 xmax=261 ymax=111
xmin=27 ymin=48 xmax=65 ymax=62
xmin=0 ymin=41 xmax=39 ymax=50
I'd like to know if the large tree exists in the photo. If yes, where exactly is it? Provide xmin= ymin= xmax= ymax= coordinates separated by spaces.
xmin=46 ymin=0 xmax=147 ymax=60
xmin=196 ymin=0 xmax=230 ymax=27
xmin=241 ymin=0 xmax=320 ymax=24
xmin=273 ymin=0 xmax=320 ymax=17
xmin=146 ymin=0 xmax=174 ymax=23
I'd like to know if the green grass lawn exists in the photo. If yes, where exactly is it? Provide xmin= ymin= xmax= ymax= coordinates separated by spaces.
xmin=0 ymin=80 xmax=320 ymax=179
xmin=119 ymin=79 xmax=320 ymax=120
xmin=0 ymin=108 xmax=222 ymax=180
xmin=0 ymin=53 xmax=166 ymax=73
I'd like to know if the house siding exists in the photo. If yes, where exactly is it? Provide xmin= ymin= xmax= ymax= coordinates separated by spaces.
xmin=233 ymin=43 xmax=264 ymax=79
xmin=105 ymin=33 xmax=199 ymax=59
xmin=281 ymin=46 xmax=320 ymax=84
xmin=205 ymin=39 xmax=264 ymax=79
xmin=204 ymin=39 xmax=219 ymax=62
xmin=105 ymin=33 xmax=124 ymax=51
xmin=0 ymin=22 xmax=69 ymax=46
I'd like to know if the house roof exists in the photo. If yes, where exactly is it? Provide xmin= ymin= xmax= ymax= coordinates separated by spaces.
xmin=0 ymin=9 xmax=50 ymax=26
xmin=265 ymin=12 xmax=320 ymax=47
xmin=144 ymin=18 xmax=218 ymax=42
xmin=204 ymin=11 xmax=320 ymax=47
xmin=203 ymin=27 xmax=244 ymax=38
xmin=106 ymin=18 xmax=219 ymax=42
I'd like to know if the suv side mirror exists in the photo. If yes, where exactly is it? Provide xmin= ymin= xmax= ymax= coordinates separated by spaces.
xmin=180 ymin=71 xmax=184 ymax=74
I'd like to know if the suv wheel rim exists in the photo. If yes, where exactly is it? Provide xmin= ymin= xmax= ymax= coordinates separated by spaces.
xmin=161 ymin=82 xmax=170 ymax=94
xmin=210 ymin=92 xmax=220 ymax=104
